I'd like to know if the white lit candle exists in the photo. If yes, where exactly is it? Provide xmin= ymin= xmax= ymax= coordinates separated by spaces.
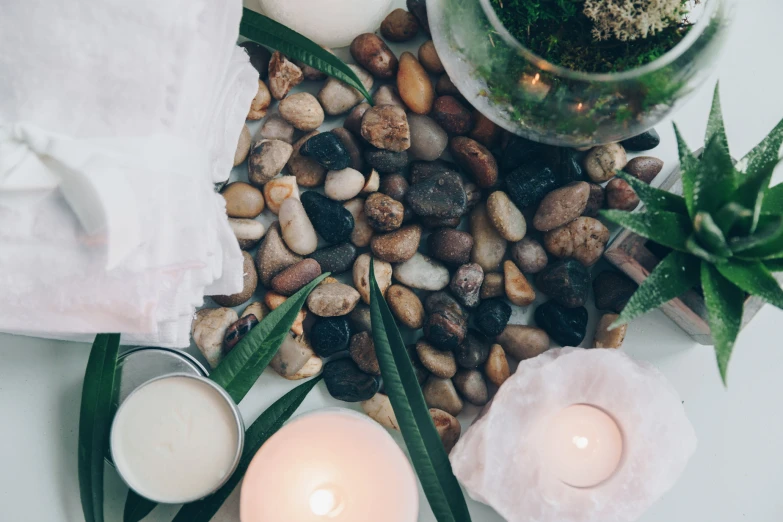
xmin=542 ymin=404 xmax=624 ymax=488
xmin=240 ymin=408 xmax=418 ymax=522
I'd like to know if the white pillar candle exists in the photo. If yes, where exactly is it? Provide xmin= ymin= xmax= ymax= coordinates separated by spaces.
xmin=240 ymin=408 xmax=418 ymax=522
xmin=110 ymin=375 xmax=243 ymax=503
xmin=257 ymin=0 xmax=395 ymax=48
xmin=542 ymin=404 xmax=624 ymax=488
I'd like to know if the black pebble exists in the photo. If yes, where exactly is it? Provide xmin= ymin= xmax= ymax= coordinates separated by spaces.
xmin=474 ymin=298 xmax=512 ymax=337
xmin=501 ymin=136 xmax=549 ymax=173
xmin=410 ymin=159 xmax=459 ymax=184
xmin=309 ymin=243 xmax=358 ymax=275
xmin=505 ymin=159 xmax=559 ymax=209
xmin=301 ymin=133 xmax=352 ymax=170
xmin=621 ymin=129 xmax=660 ymax=152
xmin=405 ymin=171 xmax=467 ymax=218
xmin=311 ymin=317 xmax=352 ymax=357
xmin=239 ymin=42 xmax=271 ymax=79
xmin=424 ymin=291 xmax=468 ymax=350
xmin=323 ymin=359 xmax=380 ymax=402
xmin=536 ymin=259 xmax=591 ymax=308
xmin=365 ymin=148 xmax=410 ymax=173
xmin=558 ymin=149 xmax=586 ymax=185
xmin=535 ymin=301 xmax=589 ymax=346
xmin=301 ymin=191 xmax=354 ymax=244
xmin=593 ymin=271 xmax=638 ymax=313
xmin=455 ymin=329 xmax=491 ymax=369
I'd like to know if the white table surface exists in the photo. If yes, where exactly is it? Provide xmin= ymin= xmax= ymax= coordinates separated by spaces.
xmin=2 ymin=0 xmax=783 ymax=521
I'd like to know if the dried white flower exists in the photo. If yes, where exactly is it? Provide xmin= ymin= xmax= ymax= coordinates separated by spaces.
xmin=583 ymin=0 xmax=695 ymax=41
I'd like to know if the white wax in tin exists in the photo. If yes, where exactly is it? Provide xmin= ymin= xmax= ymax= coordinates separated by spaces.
xmin=111 ymin=376 xmax=240 ymax=503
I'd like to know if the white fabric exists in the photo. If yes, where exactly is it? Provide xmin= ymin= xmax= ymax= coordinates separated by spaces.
xmin=0 ymin=0 xmax=259 ymax=347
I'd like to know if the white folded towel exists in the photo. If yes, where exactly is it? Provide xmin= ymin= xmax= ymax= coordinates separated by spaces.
xmin=0 ymin=0 xmax=259 ymax=347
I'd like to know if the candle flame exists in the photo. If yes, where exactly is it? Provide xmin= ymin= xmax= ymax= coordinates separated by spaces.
xmin=532 ymin=73 xmax=540 ymax=85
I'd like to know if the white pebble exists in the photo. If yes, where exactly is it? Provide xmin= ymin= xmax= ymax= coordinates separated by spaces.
xmin=324 ymin=168 xmax=365 ymax=201
xmin=279 ymin=198 xmax=318 ymax=255
xmin=393 ymin=253 xmax=450 ymax=291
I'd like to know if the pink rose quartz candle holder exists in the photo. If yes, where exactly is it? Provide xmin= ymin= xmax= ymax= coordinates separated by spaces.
xmin=450 ymin=348 xmax=697 ymax=522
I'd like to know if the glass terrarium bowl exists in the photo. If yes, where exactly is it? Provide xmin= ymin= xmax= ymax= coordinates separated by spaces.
xmin=427 ymin=0 xmax=732 ymax=147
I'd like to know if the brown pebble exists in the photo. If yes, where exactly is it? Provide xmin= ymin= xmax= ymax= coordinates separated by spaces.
xmin=427 ymin=228 xmax=474 ymax=265
xmin=234 ymin=125 xmax=251 ymax=166
xmin=288 ymin=131 xmax=327 ymax=188
xmin=509 ymin=238 xmax=548 ymax=274
xmin=469 ymin=112 xmax=502 ymax=149
xmin=386 ymin=284 xmax=426 ymax=329
xmin=533 ymin=181 xmax=591 ymax=232
xmin=278 ymin=92 xmax=324 ymax=132
xmin=484 ymin=344 xmax=510 ymax=387
xmin=373 ymin=85 xmax=406 ymax=108
xmin=583 ymin=183 xmax=606 ymax=217
xmin=606 ymin=178 xmax=640 ymax=211
xmin=350 ymin=33 xmax=398 ymax=79
xmin=379 ymin=173 xmax=410 ymax=202
xmin=418 ymin=40 xmax=444 ymax=74
xmin=397 ymin=52 xmax=435 ymax=115
xmin=430 ymin=408 xmax=461 ymax=453
xmin=496 ymin=324 xmax=550 ymax=361
xmin=543 ymin=216 xmax=610 ymax=266
xmin=344 ymin=103 xmax=371 ymax=136
xmin=625 ymin=156 xmax=664 ymax=184
xmin=267 ymin=51 xmax=304 ymax=100
xmin=593 ymin=313 xmax=627 ymax=348
xmin=224 ymin=315 xmax=259 ymax=352
xmin=503 ymin=260 xmax=536 ymax=306
xmin=450 ymin=137 xmax=499 ymax=188
xmin=486 ymin=191 xmax=526 ymax=241
xmin=416 ymin=339 xmax=458 ymax=378
xmin=263 ymin=176 xmax=300 ymax=215
xmin=264 ymin=292 xmax=306 ymax=336
xmin=436 ymin=74 xmax=460 ymax=96
xmin=361 ymin=105 xmax=411 ymax=152
xmin=480 ymin=272 xmax=505 ymax=299
xmin=270 ymin=259 xmax=322 ymax=296
xmin=450 ymin=263 xmax=484 ymax=308
xmin=453 ymin=369 xmax=489 ymax=406
xmin=432 ymin=96 xmax=474 ymax=135
xmin=370 ymin=224 xmax=422 ymax=263
xmin=222 ymin=182 xmax=264 ymax=218
xmin=306 ymin=282 xmax=361 ymax=317
xmin=255 ymin=221 xmax=303 ymax=287
xmin=344 ymin=198 xmax=374 ymax=248
xmin=211 ymin=252 xmax=258 ymax=307
xmin=248 ymin=80 xmax=271 ymax=120
xmin=381 ymin=8 xmax=420 ymax=42
xmin=364 ymin=192 xmax=405 ymax=231
xmin=350 ymin=331 xmax=380 ymax=375
xmin=584 ymin=143 xmax=627 ymax=182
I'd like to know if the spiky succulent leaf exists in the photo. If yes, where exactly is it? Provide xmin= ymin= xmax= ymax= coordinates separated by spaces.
xmin=693 ymin=211 xmax=732 ymax=257
xmin=732 ymin=216 xmax=783 ymax=260
xmin=705 ymin=84 xmax=732 ymax=166
xmin=615 ymin=172 xmax=688 ymax=214
xmin=729 ymin=214 xmax=783 ymax=254
xmin=762 ymin=183 xmax=783 ymax=214
xmin=736 ymin=117 xmax=783 ymax=231
xmin=685 ymin=236 xmax=727 ymax=264
xmin=674 ymin=123 xmax=698 ymax=217
xmin=701 ymin=263 xmax=744 ymax=385
xmin=601 ymin=209 xmax=693 ymax=252
xmin=691 ymin=134 xmax=738 ymax=216
xmin=713 ymin=202 xmax=753 ymax=235
xmin=716 ymin=260 xmax=783 ymax=309
xmin=766 ymin=259 xmax=783 ymax=272
xmin=612 ymin=250 xmax=701 ymax=327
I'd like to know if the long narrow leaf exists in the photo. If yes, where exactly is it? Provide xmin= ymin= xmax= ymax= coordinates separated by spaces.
xmin=691 ymin=134 xmax=737 ymax=216
xmin=612 ymin=251 xmax=701 ymax=327
xmin=701 ymin=264 xmax=744 ymax=385
xmin=601 ymin=209 xmax=693 ymax=252
xmin=211 ymin=273 xmax=329 ymax=402
xmin=762 ymin=183 xmax=783 ymax=214
xmin=674 ymin=123 xmax=698 ymax=217
xmin=737 ymin=117 xmax=783 ymax=231
xmin=171 ymin=376 xmax=323 ymax=522
xmin=730 ymin=214 xmax=783 ymax=253
xmin=705 ymin=84 xmax=731 ymax=165
xmin=693 ymin=211 xmax=732 ymax=257
xmin=78 ymin=334 xmax=121 ymax=522
xmin=716 ymin=259 xmax=783 ymax=309
xmin=766 ymin=259 xmax=783 ymax=272
xmin=369 ymin=260 xmax=472 ymax=522
xmin=615 ymin=171 xmax=688 ymax=214
xmin=240 ymin=8 xmax=372 ymax=104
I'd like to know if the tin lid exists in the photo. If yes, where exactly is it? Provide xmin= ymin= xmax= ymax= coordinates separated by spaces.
xmin=115 ymin=347 xmax=209 ymax=406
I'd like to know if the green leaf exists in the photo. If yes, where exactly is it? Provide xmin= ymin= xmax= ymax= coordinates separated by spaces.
xmin=693 ymin=211 xmax=732 ymax=257
xmin=615 ymin=171 xmax=688 ymax=214
xmin=239 ymin=8 xmax=372 ymax=104
xmin=705 ymin=83 xmax=731 ymax=163
xmin=766 ymin=259 xmax=783 ymax=272
xmin=685 ymin=236 xmax=727 ymax=264
xmin=691 ymin=134 xmax=737 ymax=216
xmin=762 ymin=183 xmax=783 ymax=214
xmin=600 ymin=209 xmax=693 ymax=252
xmin=701 ymin=264 xmax=744 ymax=385
xmin=78 ymin=334 xmax=121 ymax=522
xmin=612 ymin=251 xmax=701 ymax=327
xmin=171 ymin=376 xmax=323 ymax=522
xmin=674 ymin=123 xmax=698 ymax=216
xmin=716 ymin=259 xmax=783 ymax=310
xmin=737 ymin=117 xmax=783 ymax=231
xmin=729 ymin=214 xmax=783 ymax=253
xmin=369 ymin=260 xmax=472 ymax=522
xmin=123 ymin=492 xmax=156 ymax=522
xmin=210 ymin=273 xmax=329 ymax=403
xmin=713 ymin=202 xmax=753 ymax=235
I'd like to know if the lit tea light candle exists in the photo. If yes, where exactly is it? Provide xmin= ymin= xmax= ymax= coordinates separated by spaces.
xmin=542 ymin=404 xmax=624 ymax=488
xmin=519 ymin=72 xmax=551 ymax=101
xmin=111 ymin=374 xmax=243 ymax=503
xmin=240 ymin=408 xmax=418 ymax=522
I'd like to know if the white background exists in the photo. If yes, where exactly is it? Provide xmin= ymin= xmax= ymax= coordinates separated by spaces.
xmin=1 ymin=0 xmax=783 ymax=521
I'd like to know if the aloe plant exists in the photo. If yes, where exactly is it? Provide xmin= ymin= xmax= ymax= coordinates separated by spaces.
xmin=602 ymin=84 xmax=783 ymax=384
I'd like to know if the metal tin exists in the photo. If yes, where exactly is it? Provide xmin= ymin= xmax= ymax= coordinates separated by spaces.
xmin=110 ymin=373 xmax=245 ymax=504
xmin=115 ymin=346 xmax=208 ymax=406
